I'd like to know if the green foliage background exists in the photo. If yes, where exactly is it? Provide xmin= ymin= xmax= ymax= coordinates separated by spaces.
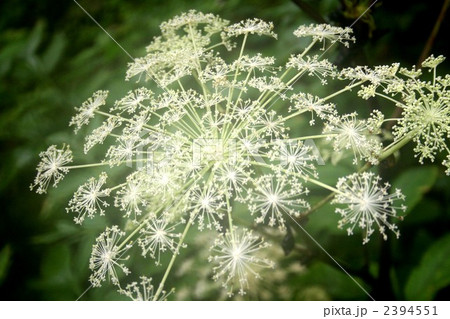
xmin=0 ymin=0 xmax=449 ymax=300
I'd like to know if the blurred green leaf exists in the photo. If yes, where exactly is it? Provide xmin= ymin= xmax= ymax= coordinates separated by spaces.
xmin=29 ymin=243 xmax=78 ymax=300
xmin=293 ymin=261 xmax=369 ymax=300
xmin=392 ymin=166 xmax=438 ymax=215
xmin=41 ymin=244 xmax=71 ymax=281
xmin=315 ymin=163 xmax=353 ymax=187
xmin=41 ymin=32 xmax=66 ymax=74
xmin=305 ymin=196 xmax=342 ymax=235
xmin=26 ymin=21 xmax=44 ymax=54
xmin=405 ymin=234 xmax=450 ymax=300
xmin=404 ymin=199 xmax=441 ymax=225
xmin=0 ymin=31 xmax=27 ymax=76
xmin=282 ymin=225 xmax=295 ymax=255
xmin=32 ymin=221 xmax=78 ymax=244
xmin=0 ymin=244 xmax=12 ymax=285
xmin=25 ymin=20 xmax=45 ymax=71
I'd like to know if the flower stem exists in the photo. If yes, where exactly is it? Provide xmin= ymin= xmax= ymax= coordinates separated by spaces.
xmin=322 ymin=80 xmax=365 ymax=102
xmin=225 ymin=194 xmax=234 ymax=237
xmin=297 ymin=132 xmax=415 ymax=220
xmin=299 ymin=192 xmax=335 ymax=220
xmin=378 ymin=132 xmax=414 ymax=161
xmin=249 ymin=161 xmax=344 ymax=195
xmin=153 ymin=217 xmax=193 ymax=300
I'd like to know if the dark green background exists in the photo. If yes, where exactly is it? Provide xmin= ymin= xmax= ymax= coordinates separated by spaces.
xmin=1 ymin=0 xmax=449 ymax=300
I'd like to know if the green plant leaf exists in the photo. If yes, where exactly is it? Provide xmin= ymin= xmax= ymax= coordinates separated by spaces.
xmin=405 ymin=234 xmax=450 ymax=300
xmin=305 ymin=195 xmax=342 ymax=235
xmin=282 ymin=225 xmax=295 ymax=255
xmin=41 ymin=33 xmax=66 ymax=74
xmin=292 ymin=261 xmax=369 ymax=300
xmin=40 ymin=244 xmax=72 ymax=285
xmin=392 ymin=166 xmax=438 ymax=215
xmin=25 ymin=20 xmax=45 ymax=71
xmin=315 ymin=163 xmax=353 ymax=187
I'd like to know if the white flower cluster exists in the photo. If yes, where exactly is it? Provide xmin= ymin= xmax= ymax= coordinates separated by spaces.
xmin=347 ymin=55 xmax=450 ymax=167
xmin=30 ymin=144 xmax=73 ymax=194
xmin=287 ymin=55 xmax=337 ymax=84
xmin=31 ymin=10 xmax=449 ymax=300
xmin=89 ymin=225 xmax=132 ymax=287
xmin=66 ymin=172 xmax=111 ymax=224
xmin=333 ymin=172 xmax=406 ymax=244
xmin=208 ymin=227 xmax=274 ymax=297
xmin=293 ymin=23 xmax=355 ymax=48
xmin=226 ymin=18 xmax=277 ymax=38
xmin=392 ymin=70 xmax=450 ymax=164
xmin=70 ymin=90 xmax=109 ymax=133
xmin=118 ymin=276 xmax=172 ymax=301
xmin=323 ymin=112 xmax=383 ymax=165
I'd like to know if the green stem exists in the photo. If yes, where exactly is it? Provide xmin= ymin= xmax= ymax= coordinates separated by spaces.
xmin=375 ymin=92 xmax=407 ymax=108
xmin=225 ymin=194 xmax=234 ymax=237
xmin=116 ymin=205 xmax=165 ymax=251
xmin=249 ymin=161 xmax=343 ymax=195
xmin=270 ymin=134 xmax=337 ymax=143
xmin=153 ymin=217 xmax=193 ymax=300
xmin=297 ymin=132 xmax=415 ymax=220
xmin=322 ymin=80 xmax=365 ymax=102
xmin=378 ymin=133 xmax=414 ymax=162
xmin=94 ymin=110 xmax=169 ymax=135
xmin=66 ymin=162 xmax=110 ymax=169
xmin=299 ymin=192 xmax=335 ymax=220
xmin=66 ymin=157 xmax=154 ymax=170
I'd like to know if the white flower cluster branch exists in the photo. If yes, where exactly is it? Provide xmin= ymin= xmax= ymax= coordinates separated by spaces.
xmin=31 ymin=10 xmax=449 ymax=300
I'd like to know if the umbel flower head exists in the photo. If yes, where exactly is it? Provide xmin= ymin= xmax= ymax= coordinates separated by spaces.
xmin=323 ymin=112 xmax=383 ymax=164
xmin=392 ymin=57 xmax=450 ymax=164
xmin=137 ymin=213 xmax=184 ymax=265
xmin=30 ymin=9 xmax=450 ymax=299
xmin=247 ymin=175 xmax=310 ymax=231
xmin=118 ymin=276 xmax=172 ymax=301
xmin=89 ymin=226 xmax=132 ymax=287
xmin=208 ymin=227 xmax=274 ymax=297
xmin=226 ymin=18 xmax=277 ymax=38
xmin=293 ymin=23 xmax=355 ymax=48
xmin=70 ymin=90 xmax=109 ymax=133
xmin=30 ymin=144 xmax=73 ymax=194
xmin=332 ymin=172 xmax=406 ymax=244
xmin=66 ymin=172 xmax=111 ymax=224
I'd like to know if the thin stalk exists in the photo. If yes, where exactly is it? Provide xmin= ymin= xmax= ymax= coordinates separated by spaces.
xmin=153 ymin=217 xmax=193 ymax=300
xmin=66 ymin=162 xmax=111 ymax=169
xmin=321 ymin=80 xmax=365 ymax=102
xmin=375 ymin=92 xmax=407 ymax=108
xmin=225 ymin=193 xmax=234 ymax=238
xmin=249 ymin=161 xmax=344 ymax=195
xmin=296 ymin=132 xmax=416 ymax=220
xmin=378 ymin=133 xmax=414 ymax=162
